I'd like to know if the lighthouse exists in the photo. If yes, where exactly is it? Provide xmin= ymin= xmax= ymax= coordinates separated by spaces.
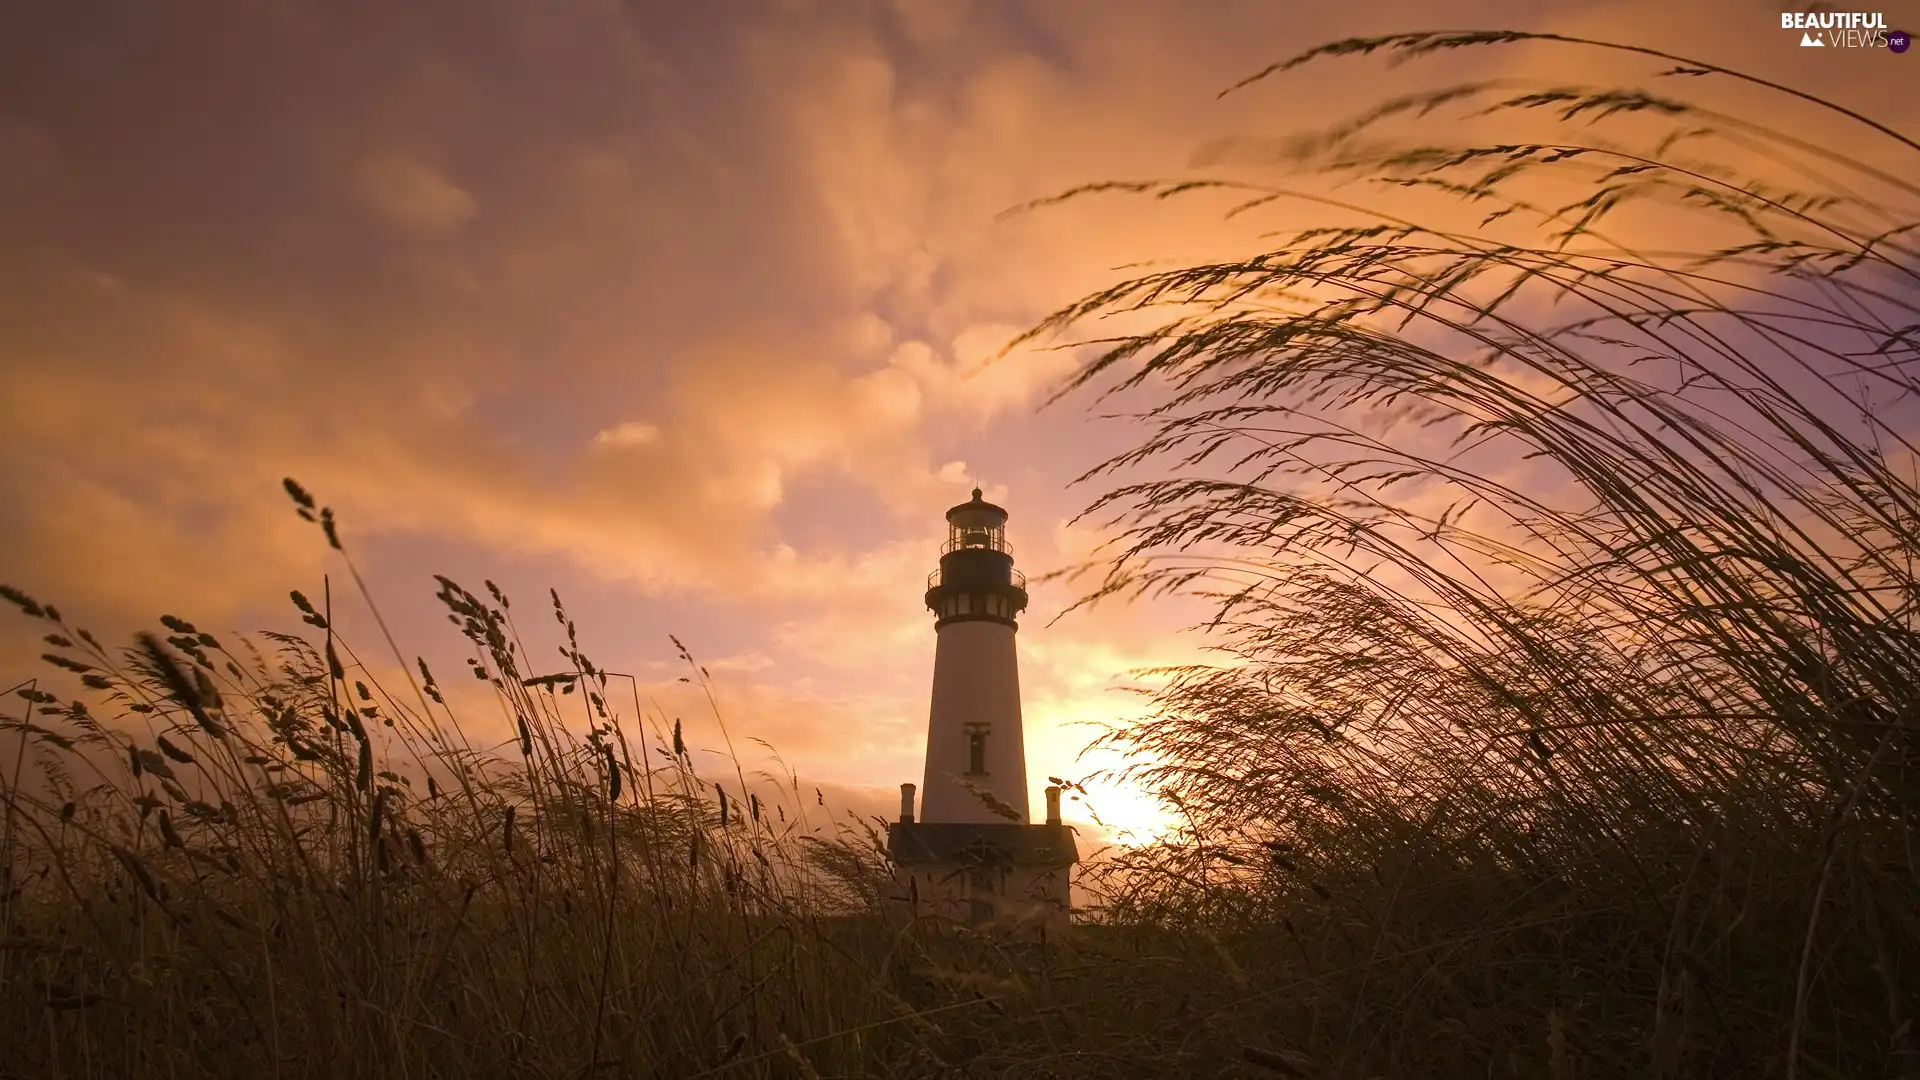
xmin=888 ymin=489 xmax=1078 ymax=929
xmin=920 ymin=488 xmax=1031 ymax=823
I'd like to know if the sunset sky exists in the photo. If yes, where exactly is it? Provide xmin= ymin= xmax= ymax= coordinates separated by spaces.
xmin=1 ymin=0 xmax=1910 ymax=839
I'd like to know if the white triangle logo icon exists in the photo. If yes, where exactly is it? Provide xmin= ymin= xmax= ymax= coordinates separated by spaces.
xmin=1801 ymin=31 xmax=1824 ymax=45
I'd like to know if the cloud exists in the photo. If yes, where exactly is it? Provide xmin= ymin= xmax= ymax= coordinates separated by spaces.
xmin=351 ymin=155 xmax=479 ymax=233
xmin=591 ymin=421 xmax=662 ymax=450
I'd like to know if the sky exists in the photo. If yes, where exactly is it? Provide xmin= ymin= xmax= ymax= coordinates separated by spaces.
xmin=1 ymin=0 xmax=1912 ymax=841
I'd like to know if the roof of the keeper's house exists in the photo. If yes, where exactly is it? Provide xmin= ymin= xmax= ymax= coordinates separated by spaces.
xmin=888 ymin=822 xmax=1080 ymax=867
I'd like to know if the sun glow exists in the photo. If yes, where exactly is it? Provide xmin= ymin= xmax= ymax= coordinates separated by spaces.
xmin=1028 ymin=727 xmax=1183 ymax=846
xmin=1067 ymin=773 xmax=1181 ymax=845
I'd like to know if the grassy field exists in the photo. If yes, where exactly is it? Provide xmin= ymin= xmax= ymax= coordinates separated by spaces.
xmin=5 ymin=33 xmax=1918 ymax=1080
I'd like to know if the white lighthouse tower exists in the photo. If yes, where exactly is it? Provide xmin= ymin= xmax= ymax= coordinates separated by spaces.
xmin=889 ymin=489 xmax=1077 ymax=929
xmin=920 ymin=488 xmax=1030 ymax=823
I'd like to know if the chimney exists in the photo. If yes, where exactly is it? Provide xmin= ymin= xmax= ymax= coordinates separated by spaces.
xmin=1044 ymin=785 xmax=1062 ymax=825
xmin=899 ymin=782 xmax=917 ymax=824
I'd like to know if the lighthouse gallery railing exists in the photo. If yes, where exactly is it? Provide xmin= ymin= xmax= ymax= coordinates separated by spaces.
xmin=927 ymin=567 xmax=1026 ymax=591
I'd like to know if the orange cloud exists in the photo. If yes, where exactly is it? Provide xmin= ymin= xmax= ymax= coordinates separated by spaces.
xmin=352 ymin=154 xmax=479 ymax=233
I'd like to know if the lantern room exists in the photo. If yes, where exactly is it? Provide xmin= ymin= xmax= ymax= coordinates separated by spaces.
xmin=945 ymin=489 xmax=1011 ymax=555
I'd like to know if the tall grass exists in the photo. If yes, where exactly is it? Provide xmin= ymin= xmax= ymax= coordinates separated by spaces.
xmin=1021 ymin=30 xmax=1920 ymax=1080
xmin=0 ymin=498 xmax=907 ymax=1076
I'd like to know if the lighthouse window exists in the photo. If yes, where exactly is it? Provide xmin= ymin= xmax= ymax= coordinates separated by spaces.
xmin=967 ymin=731 xmax=987 ymax=775
xmin=957 ymin=594 xmax=971 ymax=615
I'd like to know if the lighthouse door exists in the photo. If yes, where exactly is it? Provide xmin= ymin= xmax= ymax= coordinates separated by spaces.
xmin=968 ymin=868 xmax=994 ymax=925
